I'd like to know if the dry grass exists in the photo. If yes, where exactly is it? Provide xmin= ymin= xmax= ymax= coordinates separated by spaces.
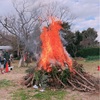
xmin=0 ymin=59 xmax=99 ymax=100
xmin=77 ymin=60 xmax=99 ymax=78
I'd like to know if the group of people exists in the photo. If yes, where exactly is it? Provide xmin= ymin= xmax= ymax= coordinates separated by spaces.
xmin=0 ymin=50 xmax=13 ymax=74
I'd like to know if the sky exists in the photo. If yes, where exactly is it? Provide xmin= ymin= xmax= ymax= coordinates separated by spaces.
xmin=0 ymin=0 xmax=100 ymax=41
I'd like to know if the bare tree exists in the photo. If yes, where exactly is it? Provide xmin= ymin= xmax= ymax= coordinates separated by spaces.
xmin=0 ymin=0 xmax=75 ymax=67
xmin=38 ymin=1 xmax=75 ymax=26
xmin=0 ymin=0 xmax=42 ymax=56
xmin=0 ymin=30 xmax=12 ymax=44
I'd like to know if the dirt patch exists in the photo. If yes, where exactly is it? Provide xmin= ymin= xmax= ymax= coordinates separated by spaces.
xmin=65 ymin=89 xmax=100 ymax=100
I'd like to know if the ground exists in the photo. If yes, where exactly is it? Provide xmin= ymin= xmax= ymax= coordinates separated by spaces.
xmin=0 ymin=59 xmax=99 ymax=100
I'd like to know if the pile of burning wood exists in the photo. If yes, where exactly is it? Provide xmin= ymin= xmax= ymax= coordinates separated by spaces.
xmin=21 ymin=17 xmax=99 ymax=92
xmin=66 ymin=61 xmax=99 ymax=92
xmin=21 ymin=61 xmax=99 ymax=92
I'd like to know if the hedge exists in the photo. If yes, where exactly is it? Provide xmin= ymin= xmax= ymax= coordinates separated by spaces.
xmin=76 ymin=47 xmax=99 ymax=58
xmin=86 ymin=56 xmax=99 ymax=61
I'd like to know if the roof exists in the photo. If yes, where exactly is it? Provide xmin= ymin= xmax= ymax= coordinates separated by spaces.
xmin=0 ymin=46 xmax=13 ymax=50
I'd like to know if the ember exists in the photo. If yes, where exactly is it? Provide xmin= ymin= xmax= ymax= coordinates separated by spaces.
xmin=38 ymin=17 xmax=73 ymax=72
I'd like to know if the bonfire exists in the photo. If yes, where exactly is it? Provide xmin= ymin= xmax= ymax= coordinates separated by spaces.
xmin=21 ymin=17 xmax=99 ymax=92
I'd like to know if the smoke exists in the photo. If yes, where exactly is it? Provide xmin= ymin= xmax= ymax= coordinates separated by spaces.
xmin=25 ymin=23 xmax=68 ymax=60
xmin=19 ymin=22 xmax=68 ymax=60
xmin=60 ymin=30 xmax=68 ymax=46
xmin=24 ymin=23 xmax=41 ymax=59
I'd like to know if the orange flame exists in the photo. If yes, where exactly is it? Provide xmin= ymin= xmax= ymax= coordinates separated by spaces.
xmin=38 ymin=17 xmax=73 ymax=72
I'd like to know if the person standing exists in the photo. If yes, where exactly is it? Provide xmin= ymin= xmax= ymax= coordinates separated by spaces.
xmin=3 ymin=50 xmax=10 ymax=68
xmin=0 ymin=56 xmax=1 ymax=68
xmin=0 ymin=50 xmax=5 ymax=74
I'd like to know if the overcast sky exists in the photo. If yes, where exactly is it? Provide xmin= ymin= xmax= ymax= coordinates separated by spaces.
xmin=0 ymin=0 xmax=99 ymax=41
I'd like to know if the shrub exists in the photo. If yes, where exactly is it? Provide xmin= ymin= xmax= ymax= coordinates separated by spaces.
xmin=76 ymin=47 xmax=99 ymax=58
xmin=86 ymin=56 xmax=99 ymax=61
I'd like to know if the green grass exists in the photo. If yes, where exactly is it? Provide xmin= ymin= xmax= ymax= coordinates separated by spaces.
xmin=12 ymin=89 xmax=31 ymax=100
xmin=0 ymin=79 xmax=12 ymax=88
xmin=33 ymin=89 xmax=67 ymax=100
xmin=12 ymin=88 xmax=67 ymax=100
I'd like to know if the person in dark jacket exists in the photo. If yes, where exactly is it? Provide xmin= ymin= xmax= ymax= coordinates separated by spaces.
xmin=0 ymin=50 xmax=5 ymax=74
xmin=3 ymin=50 xmax=10 ymax=68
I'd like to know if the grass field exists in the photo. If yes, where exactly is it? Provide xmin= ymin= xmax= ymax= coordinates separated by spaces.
xmin=77 ymin=60 xmax=99 ymax=78
xmin=0 ymin=59 xmax=99 ymax=100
